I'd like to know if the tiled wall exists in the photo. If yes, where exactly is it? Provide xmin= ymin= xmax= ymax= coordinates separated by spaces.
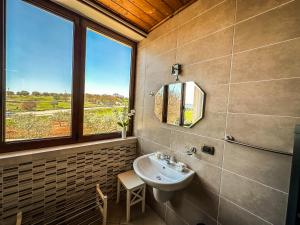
xmin=134 ymin=0 xmax=300 ymax=224
xmin=0 ymin=138 xmax=137 ymax=225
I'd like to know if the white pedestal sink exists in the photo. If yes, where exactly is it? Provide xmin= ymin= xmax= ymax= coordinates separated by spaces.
xmin=133 ymin=153 xmax=195 ymax=202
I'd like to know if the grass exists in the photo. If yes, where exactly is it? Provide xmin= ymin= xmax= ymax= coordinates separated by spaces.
xmin=6 ymin=95 xmax=71 ymax=112
xmin=5 ymin=93 xmax=129 ymax=141
xmin=6 ymin=94 xmax=128 ymax=112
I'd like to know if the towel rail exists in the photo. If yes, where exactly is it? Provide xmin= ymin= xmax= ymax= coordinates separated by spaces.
xmin=224 ymin=135 xmax=293 ymax=156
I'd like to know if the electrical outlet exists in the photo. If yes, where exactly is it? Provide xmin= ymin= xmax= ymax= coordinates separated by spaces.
xmin=202 ymin=145 xmax=215 ymax=155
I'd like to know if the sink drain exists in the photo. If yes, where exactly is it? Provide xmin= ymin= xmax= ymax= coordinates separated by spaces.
xmin=156 ymin=176 xmax=161 ymax=180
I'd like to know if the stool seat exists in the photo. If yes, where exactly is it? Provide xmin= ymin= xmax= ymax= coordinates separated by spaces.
xmin=116 ymin=170 xmax=146 ymax=222
xmin=118 ymin=170 xmax=144 ymax=190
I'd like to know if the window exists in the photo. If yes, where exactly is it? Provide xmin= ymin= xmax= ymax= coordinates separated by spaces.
xmin=5 ymin=0 xmax=74 ymax=142
xmin=83 ymin=28 xmax=132 ymax=135
xmin=0 ymin=0 xmax=136 ymax=151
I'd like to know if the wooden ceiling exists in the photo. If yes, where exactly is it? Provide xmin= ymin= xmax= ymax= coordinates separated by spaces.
xmin=88 ymin=0 xmax=196 ymax=33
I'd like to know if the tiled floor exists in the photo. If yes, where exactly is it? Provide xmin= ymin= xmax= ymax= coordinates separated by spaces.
xmin=106 ymin=201 xmax=166 ymax=225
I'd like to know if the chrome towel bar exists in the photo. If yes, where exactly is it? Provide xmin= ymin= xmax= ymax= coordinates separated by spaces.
xmin=224 ymin=135 xmax=293 ymax=156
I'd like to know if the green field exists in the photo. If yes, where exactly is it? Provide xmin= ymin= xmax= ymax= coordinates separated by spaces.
xmin=5 ymin=92 xmax=128 ymax=141
xmin=6 ymin=93 xmax=128 ymax=112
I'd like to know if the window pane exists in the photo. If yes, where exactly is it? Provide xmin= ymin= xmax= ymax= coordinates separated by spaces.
xmin=5 ymin=0 xmax=74 ymax=141
xmin=83 ymin=28 xmax=132 ymax=135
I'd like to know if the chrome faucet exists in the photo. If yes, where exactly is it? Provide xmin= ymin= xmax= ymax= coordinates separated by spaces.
xmin=186 ymin=146 xmax=197 ymax=155
xmin=162 ymin=154 xmax=170 ymax=164
xmin=162 ymin=154 xmax=176 ymax=164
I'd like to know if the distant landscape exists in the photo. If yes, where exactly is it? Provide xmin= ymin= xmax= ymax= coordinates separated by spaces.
xmin=5 ymin=90 xmax=128 ymax=141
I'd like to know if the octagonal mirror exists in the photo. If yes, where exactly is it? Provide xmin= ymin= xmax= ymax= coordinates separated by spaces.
xmin=154 ymin=81 xmax=205 ymax=128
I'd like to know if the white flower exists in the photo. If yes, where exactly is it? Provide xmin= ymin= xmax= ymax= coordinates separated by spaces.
xmin=130 ymin=109 xmax=136 ymax=114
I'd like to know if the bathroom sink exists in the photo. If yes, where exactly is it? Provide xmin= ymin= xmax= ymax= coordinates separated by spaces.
xmin=133 ymin=153 xmax=195 ymax=202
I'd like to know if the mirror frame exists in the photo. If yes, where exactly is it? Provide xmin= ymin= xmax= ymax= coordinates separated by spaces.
xmin=154 ymin=81 xmax=206 ymax=128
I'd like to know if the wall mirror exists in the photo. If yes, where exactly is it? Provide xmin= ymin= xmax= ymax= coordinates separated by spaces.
xmin=154 ymin=81 xmax=205 ymax=128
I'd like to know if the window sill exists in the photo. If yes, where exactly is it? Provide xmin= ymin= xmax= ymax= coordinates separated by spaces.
xmin=0 ymin=137 xmax=137 ymax=165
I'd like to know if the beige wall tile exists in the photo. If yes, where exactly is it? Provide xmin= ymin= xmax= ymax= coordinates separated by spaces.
xmin=181 ymin=56 xmax=231 ymax=86
xmin=143 ymin=88 xmax=227 ymax=140
xmin=135 ymin=48 xmax=146 ymax=108
xmin=141 ymin=118 xmax=172 ymax=148
xmin=221 ymin=170 xmax=288 ymax=224
xmin=146 ymin=186 xmax=167 ymax=220
xmin=176 ymin=0 xmax=223 ymax=24
xmin=177 ymin=0 xmax=236 ymax=46
xmin=139 ymin=137 xmax=172 ymax=156
xmin=232 ymin=38 xmax=300 ymax=82
xmin=167 ymin=194 xmax=217 ymax=225
xmin=147 ymin=30 xmax=177 ymax=57
xmin=234 ymin=0 xmax=300 ymax=52
xmin=134 ymin=106 xmax=144 ymax=137
xmin=146 ymin=50 xmax=176 ymax=76
xmin=138 ymin=38 xmax=150 ymax=49
xmin=236 ymin=0 xmax=291 ymax=22
xmin=146 ymin=16 xmax=178 ymax=43
xmin=170 ymin=130 xmax=225 ymax=167
xmin=219 ymin=197 xmax=271 ymax=225
xmin=145 ymin=51 xmax=176 ymax=96
xmin=223 ymin=143 xmax=292 ymax=192
xmin=176 ymin=152 xmax=222 ymax=194
xmin=183 ymin=179 xmax=220 ymax=219
xmin=177 ymin=27 xmax=234 ymax=65
xmin=165 ymin=206 xmax=189 ymax=225
xmin=135 ymin=0 xmax=299 ymax=224
xmin=187 ymin=112 xmax=227 ymax=139
xmin=226 ymin=113 xmax=300 ymax=152
xmin=205 ymin=84 xmax=229 ymax=113
xmin=229 ymin=78 xmax=300 ymax=116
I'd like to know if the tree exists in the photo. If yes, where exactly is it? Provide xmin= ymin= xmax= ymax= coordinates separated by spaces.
xmin=21 ymin=101 xmax=36 ymax=111
xmin=43 ymin=92 xmax=50 ymax=96
xmin=6 ymin=91 xmax=15 ymax=96
xmin=62 ymin=92 xmax=69 ymax=102
xmin=17 ymin=90 xmax=30 ymax=96
xmin=53 ymin=94 xmax=60 ymax=101
xmin=32 ymin=91 xmax=41 ymax=96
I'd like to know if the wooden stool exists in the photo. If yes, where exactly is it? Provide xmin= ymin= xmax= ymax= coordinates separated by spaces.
xmin=116 ymin=170 xmax=146 ymax=222
xmin=16 ymin=212 xmax=22 ymax=225
xmin=96 ymin=184 xmax=108 ymax=225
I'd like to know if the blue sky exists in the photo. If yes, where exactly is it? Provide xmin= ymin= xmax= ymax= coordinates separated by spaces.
xmin=6 ymin=0 xmax=132 ymax=97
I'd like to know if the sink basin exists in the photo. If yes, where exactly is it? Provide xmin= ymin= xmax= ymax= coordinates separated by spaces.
xmin=133 ymin=153 xmax=195 ymax=202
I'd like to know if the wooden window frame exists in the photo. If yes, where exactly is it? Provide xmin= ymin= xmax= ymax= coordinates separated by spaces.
xmin=0 ymin=0 xmax=137 ymax=153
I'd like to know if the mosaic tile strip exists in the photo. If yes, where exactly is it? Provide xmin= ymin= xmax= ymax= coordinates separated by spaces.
xmin=0 ymin=142 xmax=136 ymax=225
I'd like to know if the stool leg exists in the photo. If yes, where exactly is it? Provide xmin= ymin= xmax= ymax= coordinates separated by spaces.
xmin=116 ymin=178 xmax=120 ymax=203
xmin=103 ymin=197 xmax=107 ymax=225
xmin=126 ymin=190 xmax=131 ymax=222
xmin=142 ymin=184 xmax=146 ymax=213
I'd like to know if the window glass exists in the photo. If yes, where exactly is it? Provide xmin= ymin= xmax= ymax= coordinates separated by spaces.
xmin=83 ymin=28 xmax=132 ymax=135
xmin=5 ymin=0 xmax=74 ymax=141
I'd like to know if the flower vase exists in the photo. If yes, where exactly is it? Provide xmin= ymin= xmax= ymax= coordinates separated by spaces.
xmin=122 ymin=127 xmax=127 ymax=139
